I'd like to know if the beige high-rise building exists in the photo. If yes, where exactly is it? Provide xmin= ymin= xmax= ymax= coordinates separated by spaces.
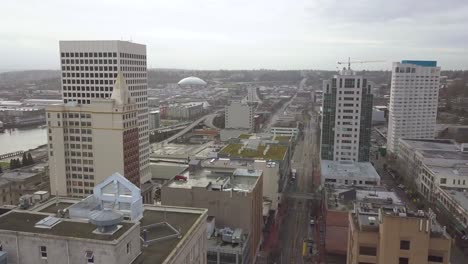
xmin=347 ymin=203 xmax=451 ymax=264
xmin=46 ymin=74 xmax=147 ymax=200
xmin=58 ymin=40 xmax=151 ymax=185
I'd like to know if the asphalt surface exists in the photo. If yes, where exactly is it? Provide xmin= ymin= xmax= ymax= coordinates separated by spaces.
xmin=274 ymin=113 xmax=321 ymax=264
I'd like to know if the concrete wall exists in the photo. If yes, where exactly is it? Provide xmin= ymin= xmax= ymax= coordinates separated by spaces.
xmin=225 ymin=102 xmax=253 ymax=130
xmin=164 ymin=210 xmax=207 ymax=264
xmin=0 ymin=225 xmax=141 ymax=264
xmin=161 ymin=175 xmax=263 ymax=263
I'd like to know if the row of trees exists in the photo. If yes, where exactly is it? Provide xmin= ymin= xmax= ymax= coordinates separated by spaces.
xmin=9 ymin=152 xmax=34 ymax=170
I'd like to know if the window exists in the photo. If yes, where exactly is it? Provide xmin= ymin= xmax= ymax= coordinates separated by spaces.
xmin=428 ymin=255 xmax=443 ymax=263
xmin=359 ymin=246 xmax=377 ymax=256
xmin=126 ymin=242 xmax=131 ymax=254
xmin=40 ymin=246 xmax=47 ymax=259
xmin=400 ymin=240 xmax=410 ymax=250
xmin=399 ymin=257 xmax=409 ymax=264
xmin=86 ymin=250 xmax=94 ymax=263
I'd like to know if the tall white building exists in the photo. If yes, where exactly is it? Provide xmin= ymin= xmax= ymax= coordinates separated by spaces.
xmin=387 ymin=60 xmax=440 ymax=153
xmin=58 ymin=40 xmax=151 ymax=185
xmin=321 ymin=68 xmax=373 ymax=162
xmin=225 ymin=101 xmax=254 ymax=130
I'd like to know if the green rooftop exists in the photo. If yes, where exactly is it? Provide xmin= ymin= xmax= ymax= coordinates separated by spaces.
xmin=274 ymin=135 xmax=292 ymax=143
xmin=238 ymin=134 xmax=252 ymax=139
xmin=219 ymin=143 xmax=287 ymax=160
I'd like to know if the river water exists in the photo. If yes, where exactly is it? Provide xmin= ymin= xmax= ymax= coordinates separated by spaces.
xmin=0 ymin=127 xmax=47 ymax=155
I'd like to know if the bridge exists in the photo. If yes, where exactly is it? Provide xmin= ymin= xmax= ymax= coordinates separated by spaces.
xmin=159 ymin=113 xmax=219 ymax=144
xmin=151 ymin=121 xmax=192 ymax=134
xmin=0 ymin=150 xmax=24 ymax=160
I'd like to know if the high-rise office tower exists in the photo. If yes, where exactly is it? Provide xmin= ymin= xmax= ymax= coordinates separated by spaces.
xmin=49 ymin=40 xmax=151 ymax=199
xmin=321 ymin=68 xmax=373 ymax=162
xmin=387 ymin=60 xmax=440 ymax=154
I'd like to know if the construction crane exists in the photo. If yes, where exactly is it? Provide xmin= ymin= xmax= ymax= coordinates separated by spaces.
xmin=337 ymin=57 xmax=385 ymax=70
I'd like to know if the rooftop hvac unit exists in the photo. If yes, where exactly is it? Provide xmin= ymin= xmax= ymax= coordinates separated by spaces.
xmin=220 ymin=228 xmax=243 ymax=244
xmin=89 ymin=209 xmax=123 ymax=234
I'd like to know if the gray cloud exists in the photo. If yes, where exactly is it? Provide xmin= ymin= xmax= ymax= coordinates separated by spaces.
xmin=0 ymin=0 xmax=467 ymax=71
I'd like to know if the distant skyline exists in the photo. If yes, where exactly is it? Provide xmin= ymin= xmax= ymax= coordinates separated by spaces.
xmin=1 ymin=0 xmax=468 ymax=71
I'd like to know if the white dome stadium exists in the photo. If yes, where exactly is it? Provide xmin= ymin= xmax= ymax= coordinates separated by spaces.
xmin=178 ymin=76 xmax=207 ymax=87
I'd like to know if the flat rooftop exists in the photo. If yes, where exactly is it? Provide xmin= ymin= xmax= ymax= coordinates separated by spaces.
xmin=166 ymin=168 xmax=260 ymax=192
xmin=426 ymin=163 xmax=468 ymax=179
xmin=420 ymin=150 xmax=468 ymax=160
xmin=38 ymin=202 xmax=75 ymax=214
xmin=151 ymin=142 xmax=216 ymax=159
xmin=321 ymin=161 xmax=380 ymax=180
xmin=400 ymin=138 xmax=460 ymax=152
xmin=219 ymin=143 xmax=287 ymax=160
xmin=327 ymin=187 xmax=402 ymax=211
xmin=0 ymin=211 xmax=134 ymax=241
xmin=353 ymin=204 xmax=449 ymax=238
xmin=133 ymin=206 xmax=206 ymax=264
xmin=1 ymin=171 xmax=38 ymax=181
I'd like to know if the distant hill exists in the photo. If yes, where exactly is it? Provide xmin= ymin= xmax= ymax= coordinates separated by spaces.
xmin=0 ymin=70 xmax=60 ymax=89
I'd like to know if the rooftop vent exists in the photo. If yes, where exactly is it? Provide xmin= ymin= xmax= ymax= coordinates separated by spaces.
xmin=35 ymin=216 xmax=62 ymax=229
xmin=89 ymin=209 xmax=123 ymax=235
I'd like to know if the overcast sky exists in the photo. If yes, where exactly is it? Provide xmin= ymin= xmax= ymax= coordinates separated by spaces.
xmin=1 ymin=0 xmax=468 ymax=71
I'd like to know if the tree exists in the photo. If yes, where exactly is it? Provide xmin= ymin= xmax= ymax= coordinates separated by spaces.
xmin=27 ymin=153 xmax=34 ymax=165
xmin=10 ymin=158 xmax=20 ymax=170
xmin=22 ymin=153 xmax=28 ymax=166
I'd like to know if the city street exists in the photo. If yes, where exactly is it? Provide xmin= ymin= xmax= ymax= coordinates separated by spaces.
xmin=274 ymin=111 xmax=322 ymax=264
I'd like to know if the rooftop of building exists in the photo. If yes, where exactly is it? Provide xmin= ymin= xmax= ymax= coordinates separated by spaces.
xmin=352 ymin=203 xmax=449 ymax=238
xmin=401 ymin=60 xmax=437 ymax=67
xmin=272 ymin=120 xmax=298 ymax=128
xmin=151 ymin=142 xmax=218 ymax=159
xmin=8 ymin=196 xmax=207 ymax=263
xmin=166 ymin=168 xmax=260 ymax=192
xmin=400 ymin=138 xmax=461 ymax=152
xmin=321 ymin=160 xmax=380 ymax=180
xmin=219 ymin=142 xmax=287 ymax=161
xmin=326 ymin=186 xmax=402 ymax=211
xmin=426 ymin=162 xmax=468 ymax=179
xmin=132 ymin=205 xmax=207 ymax=264
xmin=0 ymin=210 xmax=135 ymax=241
xmin=1 ymin=170 xmax=39 ymax=181
xmin=400 ymin=139 xmax=468 ymax=165
xmin=207 ymin=227 xmax=249 ymax=253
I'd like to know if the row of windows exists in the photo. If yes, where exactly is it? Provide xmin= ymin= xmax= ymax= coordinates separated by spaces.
xmin=61 ymin=65 xmax=146 ymax=73
xmin=61 ymin=51 xmax=117 ymax=58
xmin=62 ymin=58 xmax=118 ymax=65
xmin=66 ymin=165 xmax=94 ymax=172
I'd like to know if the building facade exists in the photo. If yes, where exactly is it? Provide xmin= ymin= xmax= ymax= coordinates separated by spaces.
xmin=225 ymin=101 xmax=254 ymax=131
xmin=161 ymin=168 xmax=263 ymax=263
xmin=167 ymin=103 xmax=203 ymax=120
xmin=47 ymin=74 xmax=142 ymax=198
xmin=148 ymin=110 xmax=160 ymax=130
xmin=0 ymin=172 xmax=208 ymax=264
xmin=58 ymin=40 xmax=150 ymax=184
xmin=347 ymin=204 xmax=451 ymax=264
xmin=387 ymin=60 xmax=440 ymax=153
xmin=321 ymin=69 xmax=373 ymax=162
